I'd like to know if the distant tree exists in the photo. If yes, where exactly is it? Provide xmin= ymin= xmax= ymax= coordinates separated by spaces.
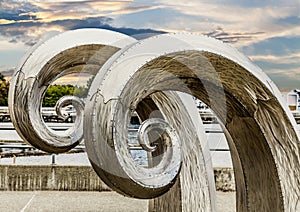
xmin=0 ymin=73 xmax=9 ymax=106
xmin=42 ymin=84 xmax=75 ymax=107
xmin=86 ymin=76 xmax=95 ymax=89
xmin=73 ymin=86 xmax=88 ymax=99
xmin=73 ymin=76 xmax=95 ymax=99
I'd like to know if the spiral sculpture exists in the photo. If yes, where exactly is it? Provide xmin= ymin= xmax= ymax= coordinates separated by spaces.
xmin=9 ymin=29 xmax=300 ymax=211
xmin=8 ymin=29 xmax=136 ymax=152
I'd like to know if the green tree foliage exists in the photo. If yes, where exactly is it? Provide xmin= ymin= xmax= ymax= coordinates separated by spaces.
xmin=43 ymin=84 xmax=75 ymax=107
xmin=73 ymin=86 xmax=88 ymax=99
xmin=73 ymin=76 xmax=95 ymax=98
xmin=86 ymin=76 xmax=94 ymax=89
xmin=0 ymin=73 xmax=92 ymax=107
xmin=0 ymin=73 xmax=9 ymax=106
xmin=42 ymin=84 xmax=90 ymax=107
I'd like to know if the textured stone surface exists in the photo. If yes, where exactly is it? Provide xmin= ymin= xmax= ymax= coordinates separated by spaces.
xmin=0 ymin=165 xmax=110 ymax=191
xmin=0 ymin=165 xmax=233 ymax=192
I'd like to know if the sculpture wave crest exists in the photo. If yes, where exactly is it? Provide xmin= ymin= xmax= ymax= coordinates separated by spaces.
xmin=9 ymin=29 xmax=300 ymax=211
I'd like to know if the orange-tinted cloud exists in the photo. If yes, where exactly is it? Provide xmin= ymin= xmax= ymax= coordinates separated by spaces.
xmin=23 ymin=1 xmax=160 ymax=23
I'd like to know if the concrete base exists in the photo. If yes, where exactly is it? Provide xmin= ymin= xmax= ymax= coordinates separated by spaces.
xmin=0 ymin=165 xmax=110 ymax=191
xmin=0 ymin=165 xmax=234 ymax=192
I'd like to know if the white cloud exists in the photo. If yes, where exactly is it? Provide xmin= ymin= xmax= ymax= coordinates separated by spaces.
xmin=19 ymin=0 xmax=133 ymax=2
xmin=249 ymin=53 xmax=300 ymax=65
xmin=25 ymin=1 xmax=160 ymax=22
xmin=0 ymin=39 xmax=25 ymax=51
xmin=265 ymin=68 xmax=300 ymax=78
xmin=0 ymin=19 xmax=15 ymax=25
xmin=150 ymin=0 xmax=300 ymax=47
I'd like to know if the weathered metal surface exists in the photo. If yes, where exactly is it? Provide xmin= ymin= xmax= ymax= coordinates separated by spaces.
xmin=85 ymin=33 xmax=300 ymax=211
xmin=9 ymin=29 xmax=216 ymax=210
xmin=8 ymin=29 xmax=135 ymax=153
xmin=84 ymin=71 xmax=215 ymax=210
xmin=8 ymin=29 xmax=300 ymax=212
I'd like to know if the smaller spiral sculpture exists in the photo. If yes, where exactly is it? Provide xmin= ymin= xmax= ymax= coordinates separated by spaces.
xmin=138 ymin=118 xmax=178 ymax=152
xmin=55 ymin=95 xmax=84 ymax=141
xmin=8 ymin=28 xmax=135 ymax=153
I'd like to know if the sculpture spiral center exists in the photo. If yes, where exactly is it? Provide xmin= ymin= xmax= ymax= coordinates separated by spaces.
xmin=138 ymin=118 xmax=177 ymax=153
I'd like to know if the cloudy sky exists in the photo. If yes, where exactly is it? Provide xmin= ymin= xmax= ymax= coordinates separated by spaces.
xmin=0 ymin=0 xmax=299 ymax=92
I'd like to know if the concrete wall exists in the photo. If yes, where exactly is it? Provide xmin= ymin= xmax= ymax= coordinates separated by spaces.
xmin=0 ymin=165 xmax=235 ymax=191
xmin=0 ymin=165 xmax=111 ymax=191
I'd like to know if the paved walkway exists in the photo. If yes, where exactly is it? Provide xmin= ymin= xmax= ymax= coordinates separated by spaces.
xmin=0 ymin=191 xmax=235 ymax=211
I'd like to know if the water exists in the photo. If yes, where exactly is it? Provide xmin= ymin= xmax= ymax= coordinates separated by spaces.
xmin=0 ymin=122 xmax=233 ymax=167
xmin=128 ymin=127 xmax=148 ymax=166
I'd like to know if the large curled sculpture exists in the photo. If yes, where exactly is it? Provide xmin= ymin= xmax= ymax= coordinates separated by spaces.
xmin=8 ymin=28 xmax=300 ymax=211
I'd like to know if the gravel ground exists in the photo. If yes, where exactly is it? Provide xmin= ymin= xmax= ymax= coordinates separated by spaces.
xmin=0 ymin=191 xmax=235 ymax=211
